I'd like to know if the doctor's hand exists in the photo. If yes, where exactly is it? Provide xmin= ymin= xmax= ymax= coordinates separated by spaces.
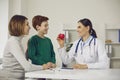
xmin=73 ymin=64 xmax=88 ymax=69
xmin=57 ymin=37 xmax=64 ymax=48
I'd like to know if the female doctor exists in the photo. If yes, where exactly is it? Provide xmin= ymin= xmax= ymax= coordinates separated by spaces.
xmin=57 ymin=18 xmax=109 ymax=69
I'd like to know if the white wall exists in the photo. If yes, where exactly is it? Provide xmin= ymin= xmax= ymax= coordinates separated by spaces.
xmin=9 ymin=0 xmax=21 ymax=19
xmin=9 ymin=0 xmax=28 ymax=19
xmin=27 ymin=0 xmax=120 ymax=66
xmin=0 ymin=0 xmax=8 ymax=58
xmin=8 ymin=0 xmax=29 ymax=52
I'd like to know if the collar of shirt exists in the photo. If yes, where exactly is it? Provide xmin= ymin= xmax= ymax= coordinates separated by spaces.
xmin=11 ymin=36 xmax=24 ymax=42
xmin=81 ymin=35 xmax=93 ymax=47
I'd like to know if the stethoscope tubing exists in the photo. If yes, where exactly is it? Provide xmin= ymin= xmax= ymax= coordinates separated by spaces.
xmin=74 ymin=37 xmax=96 ymax=56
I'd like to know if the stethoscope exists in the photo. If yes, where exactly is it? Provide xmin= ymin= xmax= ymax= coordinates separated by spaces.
xmin=74 ymin=36 xmax=96 ymax=57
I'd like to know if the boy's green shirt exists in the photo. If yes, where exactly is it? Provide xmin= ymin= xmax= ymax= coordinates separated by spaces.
xmin=28 ymin=35 xmax=56 ymax=65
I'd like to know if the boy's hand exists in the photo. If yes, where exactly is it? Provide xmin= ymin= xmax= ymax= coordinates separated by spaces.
xmin=42 ymin=64 xmax=51 ymax=70
xmin=47 ymin=62 xmax=56 ymax=68
xmin=51 ymin=63 xmax=56 ymax=68
xmin=47 ymin=62 xmax=53 ymax=67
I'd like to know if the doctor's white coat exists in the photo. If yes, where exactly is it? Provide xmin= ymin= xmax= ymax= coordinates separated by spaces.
xmin=58 ymin=37 xmax=110 ymax=69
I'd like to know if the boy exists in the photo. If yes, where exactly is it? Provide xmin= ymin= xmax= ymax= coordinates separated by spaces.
xmin=28 ymin=15 xmax=56 ymax=69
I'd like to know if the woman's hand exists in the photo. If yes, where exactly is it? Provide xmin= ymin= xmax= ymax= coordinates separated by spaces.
xmin=57 ymin=37 xmax=64 ymax=48
xmin=73 ymin=64 xmax=88 ymax=69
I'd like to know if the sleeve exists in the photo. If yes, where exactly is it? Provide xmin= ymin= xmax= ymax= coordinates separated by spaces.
xmin=28 ymin=39 xmax=45 ymax=65
xmin=58 ymin=41 xmax=77 ymax=65
xmin=87 ymin=39 xmax=110 ymax=69
xmin=50 ymin=40 xmax=56 ymax=63
xmin=9 ymin=41 xmax=43 ymax=72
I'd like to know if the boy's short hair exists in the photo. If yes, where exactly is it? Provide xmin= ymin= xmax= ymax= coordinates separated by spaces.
xmin=9 ymin=15 xmax=28 ymax=36
xmin=32 ymin=15 xmax=49 ymax=30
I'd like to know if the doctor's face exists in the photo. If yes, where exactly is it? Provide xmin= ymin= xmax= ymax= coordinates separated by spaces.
xmin=77 ymin=22 xmax=89 ymax=37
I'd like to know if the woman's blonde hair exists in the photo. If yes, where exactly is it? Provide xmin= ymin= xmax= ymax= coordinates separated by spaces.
xmin=9 ymin=15 xmax=28 ymax=36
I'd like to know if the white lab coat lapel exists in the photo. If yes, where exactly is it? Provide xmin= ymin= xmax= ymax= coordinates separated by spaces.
xmin=75 ymin=36 xmax=98 ymax=64
xmin=75 ymin=49 xmax=84 ymax=64
xmin=83 ymin=43 xmax=97 ymax=63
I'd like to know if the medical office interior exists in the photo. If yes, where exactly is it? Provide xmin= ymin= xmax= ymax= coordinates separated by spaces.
xmin=0 ymin=0 xmax=120 ymax=78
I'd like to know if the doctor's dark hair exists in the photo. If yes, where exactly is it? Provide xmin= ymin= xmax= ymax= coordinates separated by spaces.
xmin=78 ymin=18 xmax=97 ymax=38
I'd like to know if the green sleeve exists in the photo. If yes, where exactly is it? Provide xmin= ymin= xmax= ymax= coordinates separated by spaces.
xmin=50 ymin=40 xmax=56 ymax=63
xmin=28 ymin=39 xmax=45 ymax=65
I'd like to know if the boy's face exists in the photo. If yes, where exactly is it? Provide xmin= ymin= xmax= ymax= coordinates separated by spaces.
xmin=37 ymin=21 xmax=49 ymax=34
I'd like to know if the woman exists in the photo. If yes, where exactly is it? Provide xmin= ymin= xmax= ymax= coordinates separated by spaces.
xmin=57 ymin=18 xmax=109 ymax=69
xmin=0 ymin=15 xmax=49 ymax=80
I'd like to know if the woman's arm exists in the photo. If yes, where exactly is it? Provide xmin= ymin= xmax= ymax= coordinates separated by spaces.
xmin=9 ymin=41 xmax=43 ymax=72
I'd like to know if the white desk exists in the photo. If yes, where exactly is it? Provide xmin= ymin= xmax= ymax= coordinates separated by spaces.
xmin=25 ymin=68 xmax=120 ymax=80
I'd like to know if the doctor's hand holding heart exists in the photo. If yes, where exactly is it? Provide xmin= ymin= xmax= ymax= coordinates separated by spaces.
xmin=57 ymin=33 xmax=65 ymax=48
xmin=57 ymin=18 xmax=109 ymax=69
